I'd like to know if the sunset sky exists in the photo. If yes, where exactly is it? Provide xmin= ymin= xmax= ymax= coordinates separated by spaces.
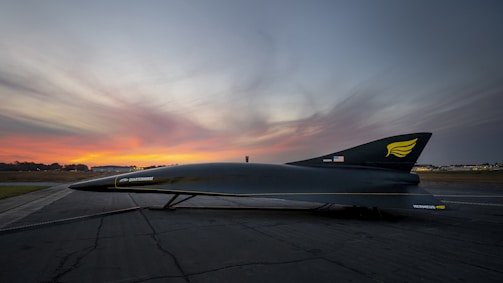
xmin=1 ymin=0 xmax=502 ymax=167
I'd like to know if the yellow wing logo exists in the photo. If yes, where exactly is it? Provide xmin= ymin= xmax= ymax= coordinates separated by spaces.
xmin=386 ymin=138 xmax=418 ymax=158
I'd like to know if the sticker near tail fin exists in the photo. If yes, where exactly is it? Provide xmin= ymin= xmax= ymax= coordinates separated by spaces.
xmin=386 ymin=138 xmax=418 ymax=158
xmin=287 ymin=133 xmax=432 ymax=172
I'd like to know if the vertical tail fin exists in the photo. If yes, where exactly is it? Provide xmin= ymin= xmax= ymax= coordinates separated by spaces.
xmin=287 ymin=133 xmax=432 ymax=172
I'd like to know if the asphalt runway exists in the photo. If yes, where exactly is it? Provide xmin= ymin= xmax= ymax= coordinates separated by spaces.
xmin=0 ymin=181 xmax=502 ymax=283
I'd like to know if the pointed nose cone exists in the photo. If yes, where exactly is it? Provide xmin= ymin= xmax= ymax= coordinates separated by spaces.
xmin=69 ymin=175 xmax=117 ymax=191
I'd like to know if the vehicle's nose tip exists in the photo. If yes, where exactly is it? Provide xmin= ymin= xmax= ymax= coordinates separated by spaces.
xmin=68 ymin=183 xmax=90 ymax=190
xmin=69 ymin=176 xmax=117 ymax=191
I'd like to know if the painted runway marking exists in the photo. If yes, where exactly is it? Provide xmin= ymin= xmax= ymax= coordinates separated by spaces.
xmin=442 ymin=200 xmax=503 ymax=207
xmin=0 ymin=206 xmax=140 ymax=234
xmin=434 ymin=195 xmax=503 ymax=198
xmin=0 ymin=185 xmax=73 ymax=229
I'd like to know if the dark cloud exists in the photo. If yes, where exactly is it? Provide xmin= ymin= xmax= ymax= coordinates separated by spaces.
xmin=246 ymin=69 xmax=503 ymax=164
xmin=0 ymin=71 xmax=50 ymax=97
xmin=0 ymin=113 xmax=70 ymax=136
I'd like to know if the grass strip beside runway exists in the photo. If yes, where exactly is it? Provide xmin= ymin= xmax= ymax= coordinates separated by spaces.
xmin=0 ymin=186 xmax=49 ymax=199
xmin=0 ymin=171 xmax=115 ymax=182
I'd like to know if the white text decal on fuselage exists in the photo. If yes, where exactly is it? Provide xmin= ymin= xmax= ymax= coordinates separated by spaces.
xmin=119 ymin=176 xmax=154 ymax=183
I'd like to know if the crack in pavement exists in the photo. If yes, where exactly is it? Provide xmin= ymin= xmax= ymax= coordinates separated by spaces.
xmin=184 ymin=256 xmax=334 ymax=278
xmin=124 ymin=196 xmax=376 ymax=281
xmin=91 ymin=274 xmax=185 ymax=283
xmin=458 ymin=259 xmax=503 ymax=275
xmin=232 ymin=220 xmax=377 ymax=281
xmin=46 ymin=217 xmax=104 ymax=283
xmin=128 ymin=193 xmax=190 ymax=283
xmin=234 ymin=220 xmax=308 ymax=251
xmin=136 ymin=254 xmax=377 ymax=281
xmin=321 ymin=257 xmax=379 ymax=281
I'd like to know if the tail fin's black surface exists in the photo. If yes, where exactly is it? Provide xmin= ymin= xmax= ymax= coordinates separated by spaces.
xmin=287 ymin=133 xmax=432 ymax=172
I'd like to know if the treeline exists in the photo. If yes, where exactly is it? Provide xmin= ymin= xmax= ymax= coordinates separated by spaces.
xmin=0 ymin=162 xmax=89 ymax=172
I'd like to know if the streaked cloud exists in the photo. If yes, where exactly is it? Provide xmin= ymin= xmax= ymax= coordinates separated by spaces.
xmin=0 ymin=0 xmax=502 ymax=166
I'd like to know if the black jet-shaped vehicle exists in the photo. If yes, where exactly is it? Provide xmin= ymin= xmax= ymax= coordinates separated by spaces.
xmin=70 ymin=133 xmax=445 ymax=210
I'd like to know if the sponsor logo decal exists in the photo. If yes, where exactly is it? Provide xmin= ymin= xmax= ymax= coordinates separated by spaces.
xmin=413 ymin=204 xmax=438 ymax=210
xmin=386 ymin=138 xmax=418 ymax=158
xmin=118 ymin=176 xmax=154 ymax=183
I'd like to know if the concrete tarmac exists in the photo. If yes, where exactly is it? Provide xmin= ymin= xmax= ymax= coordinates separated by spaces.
xmin=0 ymin=181 xmax=502 ymax=282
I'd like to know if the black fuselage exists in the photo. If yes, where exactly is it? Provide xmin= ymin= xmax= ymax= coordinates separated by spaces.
xmin=70 ymin=163 xmax=424 ymax=208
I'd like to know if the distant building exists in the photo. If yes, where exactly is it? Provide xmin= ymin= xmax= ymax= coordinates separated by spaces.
xmin=91 ymin=166 xmax=137 ymax=173
xmin=412 ymin=164 xmax=437 ymax=172
xmin=413 ymin=163 xmax=502 ymax=172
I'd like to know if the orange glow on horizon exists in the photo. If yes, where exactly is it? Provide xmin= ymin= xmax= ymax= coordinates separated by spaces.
xmin=69 ymin=152 xmax=228 ymax=167
xmin=0 ymin=134 xmax=296 ymax=167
